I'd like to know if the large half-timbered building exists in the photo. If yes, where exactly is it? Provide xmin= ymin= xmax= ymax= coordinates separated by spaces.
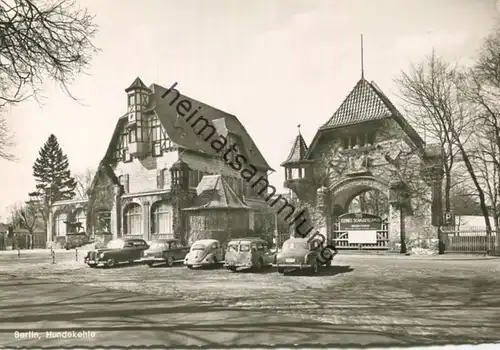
xmin=48 ymin=77 xmax=276 ymax=247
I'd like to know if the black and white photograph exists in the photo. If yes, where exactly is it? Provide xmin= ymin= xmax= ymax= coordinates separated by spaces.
xmin=0 ymin=0 xmax=499 ymax=348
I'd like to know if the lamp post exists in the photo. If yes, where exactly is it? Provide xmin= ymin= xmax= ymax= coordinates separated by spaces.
xmin=45 ymin=183 xmax=56 ymax=247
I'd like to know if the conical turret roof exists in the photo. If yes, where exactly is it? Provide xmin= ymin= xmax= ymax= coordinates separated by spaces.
xmin=281 ymin=130 xmax=308 ymax=166
xmin=125 ymin=77 xmax=150 ymax=93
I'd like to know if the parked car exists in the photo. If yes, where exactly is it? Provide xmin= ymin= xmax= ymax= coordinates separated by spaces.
xmin=141 ymin=239 xmax=190 ymax=267
xmin=276 ymin=237 xmax=335 ymax=275
xmin=84 ymin=238 xmax=149 ymax=268
xmin=184 ymin=239 xmax=224 ymax=269
xmin=224 ymin=237 xmax=274 ymax=272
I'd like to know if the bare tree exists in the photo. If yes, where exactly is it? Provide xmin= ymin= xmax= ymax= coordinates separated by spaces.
xmin=395 ymin=51 xmax=468 ymax=215
xmin=0 ymin=113 xmax=13 ymax=160
xmin=0 ymin=0 xmax=99 ymax=160
xmin=470 ymin=134 xmax=499 ymax=230
xmin=74 ymin=167 xmax=95 ymax=200
xmin=395 ymin=51 xmax=495 ymax=238
xmin=8 ymin=201 xmax=38 ymax=249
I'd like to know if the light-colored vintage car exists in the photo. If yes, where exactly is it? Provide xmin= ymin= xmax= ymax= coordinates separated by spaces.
xmin=184 ymin=239 xmax=224 ymax=269
xmin=224 ymin=237 xmax=274 ymax=272
xmin=276 ymin=237 xmax=336 ymax=275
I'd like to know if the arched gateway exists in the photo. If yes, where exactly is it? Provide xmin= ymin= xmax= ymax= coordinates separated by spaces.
xmin=281 ymin=77 xmax=444 ymax=252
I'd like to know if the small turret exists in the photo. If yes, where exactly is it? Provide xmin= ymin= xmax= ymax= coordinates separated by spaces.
xmin=281 ymin=125 xmax=313 ymax=196
xmin=125 ymin=77 xmax=151 ymax=158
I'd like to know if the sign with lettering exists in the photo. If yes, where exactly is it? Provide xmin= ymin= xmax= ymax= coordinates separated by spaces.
xmin=338 ymin=213 xmax=382 ymax=244
xmin=338 ymin=213 xmax=383 ymax=231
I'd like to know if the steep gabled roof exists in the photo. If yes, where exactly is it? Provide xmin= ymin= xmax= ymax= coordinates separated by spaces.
xmin=321 ymin=78 xmax=393 ymax=130
xmin=151 ymin=83 xmax=272 ymax=171
xmin=306 ymin=78 xmax=424 ymax=159
xmin=103 ymin=79 xmax=273 ymax=173
xmin=281 ymin=132 xmax=308 ymax=166
xmin=183 ymin=175 xmax=249 ymax=211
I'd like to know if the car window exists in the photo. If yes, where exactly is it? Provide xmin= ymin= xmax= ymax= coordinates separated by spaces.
xmin=251 ymin=244 xmax=257 ymax=251
xmin=227 ymin=243 xmax=238 ymax=252
xmin=211 ymin=242 xmax=218 ymax=249
xmin=256 ymin=243 xmax=264 ymax=250
xmin=192 ymin=244 xmax=206 ymax=251
xmin=170 ymin=241 xmax=178 ymax=249
xmin=263 ymin=243 xmax=268 ymax=250
xmin=123 ymin=241 xmax=134 ymax=248
xmin=239 ymin=244 xmax=250 ymax=252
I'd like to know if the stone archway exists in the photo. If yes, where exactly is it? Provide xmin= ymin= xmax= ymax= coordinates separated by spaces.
xmin=327 ymin=175 xmax=399 ymax=249
xmin=329 ymin=175 xmax=390 ymax=211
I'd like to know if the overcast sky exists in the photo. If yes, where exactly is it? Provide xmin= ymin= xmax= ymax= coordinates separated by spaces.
xmin=0 ymin=0 xmax=498 ymax=221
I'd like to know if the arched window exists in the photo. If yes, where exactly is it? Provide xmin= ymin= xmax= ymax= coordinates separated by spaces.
xmin=151 ymin=201 xmax=172 ymax=237
xmin=123 ymin=203 xmax=142 ymax=235
xmin=55 ymin=212 xmax=68 ymax=236
xmin=74 ymin=208 xmax=86 ymax=232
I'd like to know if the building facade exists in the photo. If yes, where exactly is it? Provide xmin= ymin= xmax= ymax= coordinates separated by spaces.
xmin=48 ymin=77 xmax=276 ymax=247
xmin=281 ymin=77 xmax=443 ymax=251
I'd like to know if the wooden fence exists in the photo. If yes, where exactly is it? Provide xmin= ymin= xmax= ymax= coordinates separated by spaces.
xmin=440 ymin=226 xmax=498 ymax=254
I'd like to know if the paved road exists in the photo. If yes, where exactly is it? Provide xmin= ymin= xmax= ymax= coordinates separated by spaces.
xmin=0 ymin=251 xmax=499 ymax=347
xmin=0 ymin=274 xmax=405 ymax=348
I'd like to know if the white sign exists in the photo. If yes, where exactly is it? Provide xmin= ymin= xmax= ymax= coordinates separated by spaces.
xmin=348 ymin=230 xmax=377 ymax=244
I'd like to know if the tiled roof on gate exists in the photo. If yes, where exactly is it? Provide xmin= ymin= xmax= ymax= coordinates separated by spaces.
xmin=320 ymin=78 xmax=394 ymax=129
xmin=281 ymin=132 xmax=308 ymax=166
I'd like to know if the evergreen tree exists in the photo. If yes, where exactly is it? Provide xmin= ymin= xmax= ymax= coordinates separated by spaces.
xmin=31 ymin=134 xmax=77 ymax=201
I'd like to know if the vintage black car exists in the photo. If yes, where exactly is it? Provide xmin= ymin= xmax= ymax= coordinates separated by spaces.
xmin=141 ymin=239 xmax=190 ymax=267
xmin=276 ymin=237 xmax=336 ymax=275
xmin=84 ymin=238 xmax=149 ymax=268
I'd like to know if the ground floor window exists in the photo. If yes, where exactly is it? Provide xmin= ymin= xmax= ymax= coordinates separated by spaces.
xmin=151 ymin=201 xmax=172 ymax=235
xmin=123 ymin=203 xmax=142 ymax=235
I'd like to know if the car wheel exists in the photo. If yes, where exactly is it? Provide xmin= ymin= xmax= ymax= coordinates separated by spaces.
xmin=87 ymin=264 xmax=97 ymax=268
xmin=165 ymin=256 xmax=174 ymax=267
xmin=187 ymin=265 xmax=193 ymax=269
xmin=228 ymin=266 xmax=237 ymax=272
xmin=106 ymin=258 xmax=115 ymax=268
xmin=311 ymin=262 xmax=319 ymax=274
xmin=147 ymin=262 xmax=154 ymax=267
xmin=212 ymin=256 xmax=218 ymax=267
xmin=277 ymin=267 xmax=285 ymax=274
